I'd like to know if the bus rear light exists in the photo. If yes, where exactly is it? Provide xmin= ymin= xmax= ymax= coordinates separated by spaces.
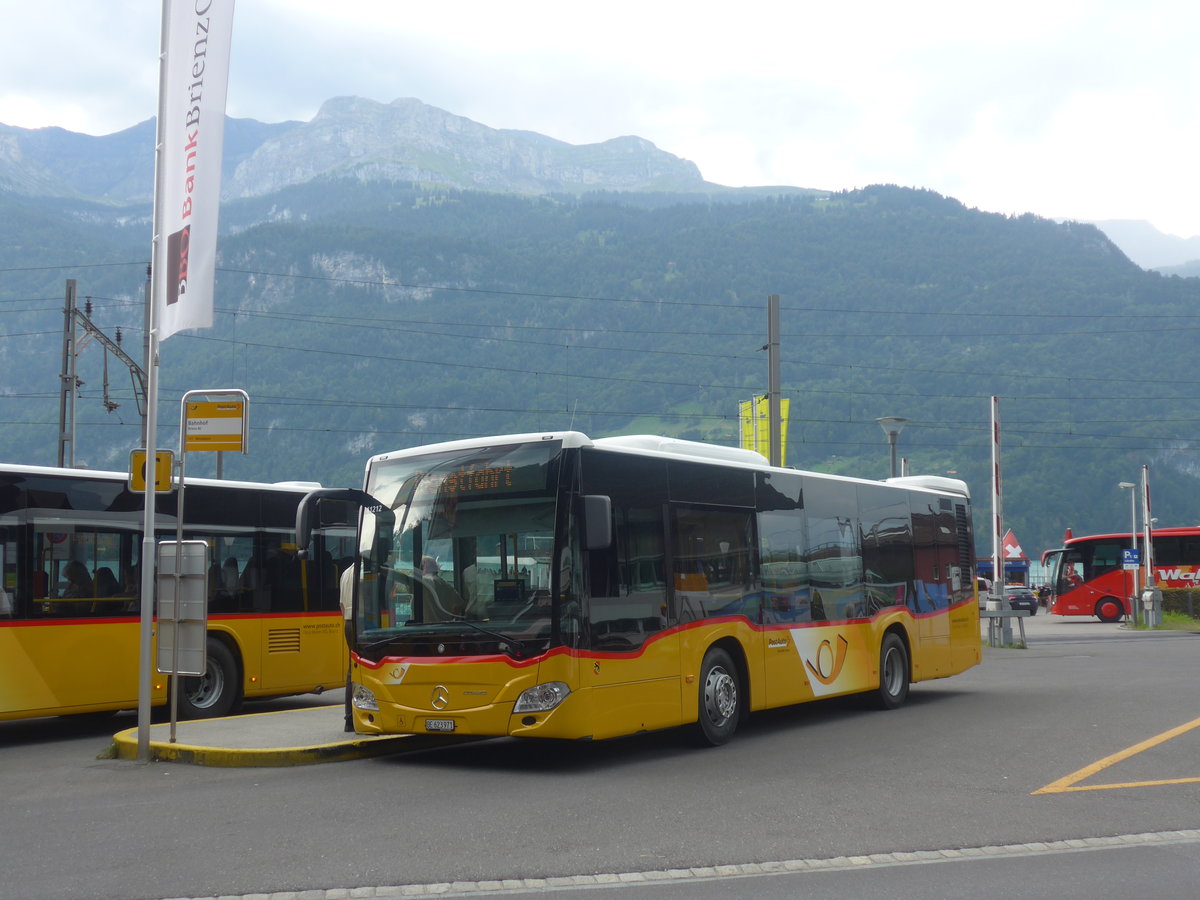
xmin=352 ymin=684 xmax=379 ymax=711
xmin=513 ymin=681 xmax=570 ymax=713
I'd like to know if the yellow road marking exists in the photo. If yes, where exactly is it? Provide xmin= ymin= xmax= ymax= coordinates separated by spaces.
xmin=1034 ymin=715 xmax=1200 ymax=794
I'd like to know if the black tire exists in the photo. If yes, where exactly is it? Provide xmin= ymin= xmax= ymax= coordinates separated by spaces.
xmin=694 ymin=647 xmax=740 ymax=746
xmin=1095 ymin=597 xmax=1123 ymax=623
xmin=875 ymin=632 xmax=910 ymax=710
xmin=178 ymin=636 xmax=242 ymax=719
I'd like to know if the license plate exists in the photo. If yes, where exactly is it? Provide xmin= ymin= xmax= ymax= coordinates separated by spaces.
xmin=425 ymin=718 xmax=456 ymax=733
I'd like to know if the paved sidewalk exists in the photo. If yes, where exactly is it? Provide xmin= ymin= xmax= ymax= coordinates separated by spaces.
xmin=110 ymin=704 xmax=453 ymax=766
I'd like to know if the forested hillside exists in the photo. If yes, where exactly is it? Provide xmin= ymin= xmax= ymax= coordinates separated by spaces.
xmin=2 ymin=181 xmax=1198 ymax=558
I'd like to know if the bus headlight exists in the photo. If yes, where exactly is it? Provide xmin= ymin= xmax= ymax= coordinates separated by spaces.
xmin=352 ymin=684 xmax=379 ymax=711
xmin=513 ymin=681 xmax=570 ymax=713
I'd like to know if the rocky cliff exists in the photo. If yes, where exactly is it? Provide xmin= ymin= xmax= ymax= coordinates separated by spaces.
xmin=0 ymin=96 xmax=709 ymax=203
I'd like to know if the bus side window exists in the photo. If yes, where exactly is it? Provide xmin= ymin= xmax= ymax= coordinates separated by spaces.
xmin=589 ymin=506 xmax=667 ymax=651
xmin=758 ymin=511 xmax=809 ymax=624
xmin=1090 ymin=541 xmax=1123 ymax=575
xmin=672 ymin=505 xmax=756 ymax=623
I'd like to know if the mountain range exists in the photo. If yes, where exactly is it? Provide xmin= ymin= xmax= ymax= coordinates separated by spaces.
xmin=1 ymin=95 xmax=1190 ymax=269
xmin=0 ymin=96 xmax=727 ymax=203
xmin=1080 ymin=219 xmax=1200 ymax=271
xmin=1 ymin=96 xmax=1199 ymax=560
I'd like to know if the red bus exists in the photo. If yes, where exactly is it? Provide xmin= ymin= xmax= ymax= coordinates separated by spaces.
xmin=1043 ymin=527 xmax=1200 ymax=622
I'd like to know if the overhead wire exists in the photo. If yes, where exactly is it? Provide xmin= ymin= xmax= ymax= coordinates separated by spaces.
xmin=6 ymin=261 xmax=1199 ymax=450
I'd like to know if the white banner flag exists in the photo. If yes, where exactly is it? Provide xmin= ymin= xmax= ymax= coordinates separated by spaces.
xmin=153 ymin=0 xmax=236 ymax=341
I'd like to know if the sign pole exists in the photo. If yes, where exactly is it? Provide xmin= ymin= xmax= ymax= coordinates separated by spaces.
xmin=136 ymin=0 xmax=235 ymax=761
xmin=136 ymin=329 xmax=161 ymax=762
xmin=988 ymin=397 xmax=1011 ymax=644
xmin=136 ymin=1 xmax=172 ymax=764
xmin=169 ymin=447 xmax=187 ymax=743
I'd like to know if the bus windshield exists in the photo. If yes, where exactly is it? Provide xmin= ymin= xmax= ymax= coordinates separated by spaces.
xmin=355 ymin=440 xmax=567 ymax=661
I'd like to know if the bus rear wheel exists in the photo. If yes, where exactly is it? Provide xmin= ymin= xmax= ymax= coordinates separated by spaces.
xmin=875 ymin=632 xmax=910 ymax=710
xmin=1095 ymin=597 xmax=1124 ymax=623
xmin=178 ymin=637 xmax=243 ymax=719
xmin=694 ymin=647 xmax=740 ymax=746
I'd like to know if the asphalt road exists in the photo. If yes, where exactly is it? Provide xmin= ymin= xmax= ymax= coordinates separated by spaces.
xmin=2 ymin=614 xmax=1199 ymax=900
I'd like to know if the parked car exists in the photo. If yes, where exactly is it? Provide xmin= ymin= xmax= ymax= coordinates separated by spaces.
xmin=1003 ymin=585 xmax=1038 ymax=616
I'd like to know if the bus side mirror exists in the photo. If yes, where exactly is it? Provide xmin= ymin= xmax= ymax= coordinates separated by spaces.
xmin=582 ymin=495 xmax=612 ymax=551
xmin=296 ymin=488 xmax=394 ymax=559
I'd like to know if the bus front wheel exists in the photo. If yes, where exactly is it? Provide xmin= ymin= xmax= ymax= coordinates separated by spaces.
xmin=1095 ymin=597 xmax=1124 ymax=624
xmin=178 ymin=637 xmax=243 ymax=719
xmin=694 ymin=647 xmax=740 ymax=746
xmin=875 ymin=632 xmax=910 ymax=710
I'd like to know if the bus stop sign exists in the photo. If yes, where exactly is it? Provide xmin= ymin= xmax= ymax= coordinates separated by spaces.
xmin=185 ymin=399 xmax=246 ymax=452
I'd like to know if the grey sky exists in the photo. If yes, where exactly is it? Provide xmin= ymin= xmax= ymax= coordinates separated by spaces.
xmin=2 ymin=0 xmax=1196 ymax=236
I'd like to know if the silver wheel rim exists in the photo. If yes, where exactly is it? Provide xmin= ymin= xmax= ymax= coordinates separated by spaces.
xmin=186 ymin=661 xmax=224 ymax=709
xmin=703 ymin=664 xmax=737 ymax=725
xmin=882 ymin=646 xmax=904 ymax=697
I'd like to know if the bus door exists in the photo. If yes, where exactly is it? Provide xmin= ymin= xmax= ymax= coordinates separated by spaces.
xmin=907 ymin=496 xmax=954 ymax=670
xmin=669 ymin=501 xmax=757 ymax=639
xmin=1042 ymin=549 xmax=1063 ymax=602
xmin=583 ymin=504 xmax=679 ymax=738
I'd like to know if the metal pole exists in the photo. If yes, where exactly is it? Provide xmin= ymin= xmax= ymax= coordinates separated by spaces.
xmin=988 ymin=397 xmax=1009 ymax=642
xmin=58 ymin=280 xmax=77 ymax=467
xmin=1120 ymin=482 xmax=1138 ymax=625
xmin=137 ymin=0 xmax=171 ymax=763
xmin=1142 ymin=465 xmax=1160 ymax=627
xmin=767 ymin=294 xmax=781 ymax=467
xmin=137 ymin=335 xmax=160 ymax=763
xmin=143 ymin=265 xmax=151 ymax=446
xmin=875 ymin=417 xmax=908 ymax=479
xmin=1141 ymin=465 xmax=1153 ymax=584
xmin=1132 ymin=485 xmax=1141 ymax=624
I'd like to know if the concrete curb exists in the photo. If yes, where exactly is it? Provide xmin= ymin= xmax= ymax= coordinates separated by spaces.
xmin=109 ymin=705 xmax=455 ymax=767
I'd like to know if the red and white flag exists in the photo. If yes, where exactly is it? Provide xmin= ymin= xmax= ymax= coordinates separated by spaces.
xmin=153 ymin=0 xmax=236 ymax=341
xmin=1002 ymin=529 xmax=1027 ymax=560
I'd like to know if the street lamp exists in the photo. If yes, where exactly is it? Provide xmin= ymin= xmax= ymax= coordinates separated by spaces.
xmin=876 ymin=417 xmax=908 ymax=478
xmin=1119 ymin=481 xmax=1138 ymax=624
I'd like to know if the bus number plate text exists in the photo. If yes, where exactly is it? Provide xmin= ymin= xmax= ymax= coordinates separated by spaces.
xmin=425 ymin=718 xmax=456 ymax=732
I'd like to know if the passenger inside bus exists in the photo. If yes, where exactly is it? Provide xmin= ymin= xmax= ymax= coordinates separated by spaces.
xmin=461 ymin=544 xmax=500 ymax=615
xmin=62 ymin=561 xmax=92 ymax=598
xmin=93 ymin=567 xmax=120 ymax=597
xmin=419 ymin=556 xmax=464 ymax=620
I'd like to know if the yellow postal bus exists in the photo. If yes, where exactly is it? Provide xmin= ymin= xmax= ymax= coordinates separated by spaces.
xmin=0 ymin=463 xmax=353 ymax=721
xmin=298 ymin=432 xmax=980 ymax=745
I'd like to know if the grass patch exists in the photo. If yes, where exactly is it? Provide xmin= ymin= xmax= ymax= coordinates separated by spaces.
xmin=1130 ymin=610 xmax=1200 ymax=632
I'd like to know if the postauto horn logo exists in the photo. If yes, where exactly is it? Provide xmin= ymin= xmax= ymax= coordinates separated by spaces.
xmin=790 ymin=630 xmax=851 ymax=697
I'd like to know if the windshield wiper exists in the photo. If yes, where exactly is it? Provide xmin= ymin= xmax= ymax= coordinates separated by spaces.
xmin=454 ymin=618 xmax=527 ymax=658
xmin=358 ymin=633 xmax=405 ymax=653
xmin=356 ymin=620 xmax=526 ymax=658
